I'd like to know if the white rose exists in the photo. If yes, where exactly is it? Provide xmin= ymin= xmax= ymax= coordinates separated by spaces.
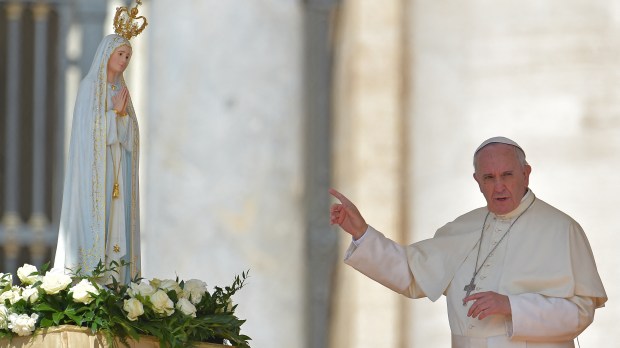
xmin=17 ymin=264 xmax=41 ymax=285
xmin=0 ymin=287 xmax=22 ymax=305
xmin=21 ymin=286 xmax=39 ymax=304
xmin=123 ymin=298 xmax=144 ymax=321
xmin=158 ymin=279 xmax=182 ymax=294
xmin=0 ymin=273 xmax=13 ymax=288
xmin=0 ymin=304 xmax=10 ymax=330
xmin=40 ymin=271 xmax=72 ymax=295
xmin=149 ymin=278 xmax=162 ymax=288
xmin=183 ymin=279 xmax=207 ymax=304
xmin=69 ymin=279 xmax=99 ymax=304
xmin=176 ymin=298 xmax=197 ymax=317
xmin=128 ymin=281 xmax=156 ymax=298
xmin=8 ymin=313 xmax=39 ymax=336
xmin=149 ymin=290 xmax=174 ymax=316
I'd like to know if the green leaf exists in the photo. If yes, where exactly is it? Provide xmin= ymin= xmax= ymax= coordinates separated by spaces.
xmin=52 ymin=312 xmax=65 ymax=325
xmin=33 ymin=302 xmax=59 ymax=312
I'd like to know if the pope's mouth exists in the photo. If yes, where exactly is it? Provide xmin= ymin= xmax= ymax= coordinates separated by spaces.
xmin=494 ymin=197 xmax=509 ymax=202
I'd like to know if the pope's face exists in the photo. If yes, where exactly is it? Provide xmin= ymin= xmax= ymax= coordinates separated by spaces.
xmin=107 ymin=45 xmax=132 ymax=76
xmin=473 ymin=144 xmax=531 ymax=215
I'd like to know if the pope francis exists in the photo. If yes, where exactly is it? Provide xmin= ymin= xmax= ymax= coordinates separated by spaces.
xmin=329 ymin=136 xmax=606 ymax=348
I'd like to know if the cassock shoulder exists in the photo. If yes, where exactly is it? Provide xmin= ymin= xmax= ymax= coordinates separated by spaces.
xmin=528 ymin=198 xmax=585 ymax=236
xmin=500 ymin=197 xmax=606 ymax=304
xmin=433 ymin=206 xmax=488 ymax=238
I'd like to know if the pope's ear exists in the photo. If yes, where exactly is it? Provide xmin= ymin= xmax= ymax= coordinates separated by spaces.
xmin=523 ymin=164 xmax=532 ymax=185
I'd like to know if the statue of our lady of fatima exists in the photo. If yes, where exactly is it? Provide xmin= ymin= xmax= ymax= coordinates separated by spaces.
xmin=54 ymin=0 xmax=148 ymax=284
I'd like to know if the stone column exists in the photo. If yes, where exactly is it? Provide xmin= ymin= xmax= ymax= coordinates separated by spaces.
xmin=330 ymin=1 xmax=408 ymax=347
xmin=29 ymin=2 xmax=52 ymax=267
xmin=52 ymin=2 xmax=71 ymax=228
xmin=303 ymin=1 xmax=339 ymax=348
xmin=2 ymin=2 xmax=25 ymax=274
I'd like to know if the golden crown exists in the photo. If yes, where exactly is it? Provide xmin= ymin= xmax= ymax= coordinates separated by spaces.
xmin=113 ymin=0 xmax=148 ymax=40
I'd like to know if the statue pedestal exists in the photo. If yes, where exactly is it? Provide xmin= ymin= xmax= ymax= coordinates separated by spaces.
xmin=0 ymin=325 xmax=227 ymax=348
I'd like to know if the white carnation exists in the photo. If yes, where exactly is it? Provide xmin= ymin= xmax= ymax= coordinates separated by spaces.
xmin=8 ymin=313 xmax=38 ymax=336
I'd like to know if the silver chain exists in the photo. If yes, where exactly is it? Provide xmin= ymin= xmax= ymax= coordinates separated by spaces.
xmin=470 ymin=198 xmax=536 ymax=284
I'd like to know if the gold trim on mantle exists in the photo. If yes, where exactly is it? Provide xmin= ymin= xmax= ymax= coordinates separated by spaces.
xmin=0 ymin=325 xmax=228 ymax=348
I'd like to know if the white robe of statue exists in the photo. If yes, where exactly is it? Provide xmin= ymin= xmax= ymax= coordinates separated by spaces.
xmin=54 ymin=34 xmax=141 ymax=284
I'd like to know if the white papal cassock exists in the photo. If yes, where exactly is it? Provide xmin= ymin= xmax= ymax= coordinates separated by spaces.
xmin=345 ymin=190 xmax=606 ymax=348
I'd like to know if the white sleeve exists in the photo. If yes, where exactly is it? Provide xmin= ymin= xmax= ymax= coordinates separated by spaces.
xmin=343 ymin=226 xmax=368 ymax=260
xmin=106 ymin=110 xmax=119 ymax=145
xmin=106 ymin=111 xmax=133 ymax=150
xmin=344 ymin=226 xmax=425 ymax=298
xmin=117 ymin=116 xmax=133 ymax=151
xmin=507 ymin=293 xmax=595 ymax=342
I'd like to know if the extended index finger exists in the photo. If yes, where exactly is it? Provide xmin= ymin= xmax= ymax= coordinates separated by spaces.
xmin=329 ymin=188 xmax=352 ymax=205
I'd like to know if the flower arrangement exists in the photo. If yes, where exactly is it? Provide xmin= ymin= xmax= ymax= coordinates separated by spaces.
xmin=0 ymin=261 xmax=251 ymax=348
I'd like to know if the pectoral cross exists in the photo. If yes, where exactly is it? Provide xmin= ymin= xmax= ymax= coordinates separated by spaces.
xmin=463 ymin=277 xmax=476 ymax=306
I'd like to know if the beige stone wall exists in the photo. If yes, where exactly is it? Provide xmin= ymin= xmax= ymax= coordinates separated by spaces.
xmin=141 ymin=1 xmax=304 ymax=347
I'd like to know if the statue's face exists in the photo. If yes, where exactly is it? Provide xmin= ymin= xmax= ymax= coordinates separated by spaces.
xmin=107 ymin=45 xmax=132 ymax=76
xmin=473 ymin=144 xmax=531 ymax=215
